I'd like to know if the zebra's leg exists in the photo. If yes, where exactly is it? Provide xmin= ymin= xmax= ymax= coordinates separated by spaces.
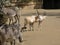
xmin=18 ymin=32 xmax=23 ymax=42
xmin=4 ymin=42 xmax=7 ymax=45
xmin=18 ymin=36 xmax=23 ymax=42
xmin=0 ymin=40 xmax=3 ymax=45
xmin=17 ymin=15 xmax=20 ymax=25
xmin=13 ymin=40 xmax=15 ymax=45
xmin=10 ymin=41 xmax=13 ymax=45
xmin=10 ymin=40 xmax=15 ymax=45
xmin=0 ymin=32 xmax=6 ymax=45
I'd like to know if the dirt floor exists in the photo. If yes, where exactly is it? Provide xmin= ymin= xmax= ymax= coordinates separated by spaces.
xmin=19 ymin=9 xmax=60 ymax=45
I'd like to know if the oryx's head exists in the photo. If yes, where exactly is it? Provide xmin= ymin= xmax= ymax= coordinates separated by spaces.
xmin=35 ymin=9 xmax=40 ymax=21
xmin=37 ymin=11 xmax=47 ymax=27
xmin=43 ymin=11 xmax=46 ymax=16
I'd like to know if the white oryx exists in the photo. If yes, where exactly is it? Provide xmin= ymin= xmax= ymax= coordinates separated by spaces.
xmin=21 ymin=10 xmax=47 ymax=32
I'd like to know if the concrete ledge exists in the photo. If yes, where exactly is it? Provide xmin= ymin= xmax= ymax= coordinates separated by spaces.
xmin=20 ymin=9 xmax=60 ymax=16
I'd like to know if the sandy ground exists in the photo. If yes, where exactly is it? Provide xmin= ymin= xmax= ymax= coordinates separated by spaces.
xmin=18 ymin=9 xmax=60 ymax=45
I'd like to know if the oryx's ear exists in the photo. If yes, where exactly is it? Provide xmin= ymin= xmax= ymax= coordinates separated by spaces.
xmin=36 ymin=9 xmax=39 ymax=16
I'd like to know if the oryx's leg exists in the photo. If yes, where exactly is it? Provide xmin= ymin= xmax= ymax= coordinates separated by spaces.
xmin=29 ymin=23 xmax=34 ymax=31
xmin=38 ymin=21 xmax=42 ymax=27
xmin=23 ymin=18 xmax=27 ymax=29
xmin=24 ymin=19 xmax=27 ymax=27
xmin=21 ymin=19 xmax=27 ymax=32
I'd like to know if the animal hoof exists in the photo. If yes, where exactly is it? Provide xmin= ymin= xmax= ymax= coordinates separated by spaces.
xmin=32 ymin=30 xmax=34 ymax=31
xmin=19 ymin=37 xmax=23 ymax=43
xmin=31 ymin=29 xmax=34 ymax=31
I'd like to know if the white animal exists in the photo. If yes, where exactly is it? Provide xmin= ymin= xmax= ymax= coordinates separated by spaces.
xmin=21 ymin=15 xmax=47 ymax=32
xmin=37 ymin=15 xmax=47 ymax=26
